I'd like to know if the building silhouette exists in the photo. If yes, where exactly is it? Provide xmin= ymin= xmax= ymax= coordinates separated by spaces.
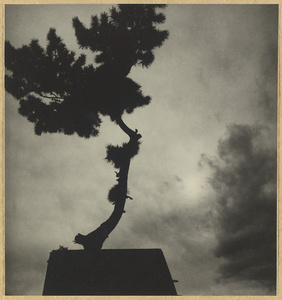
xmin=43 ymin=248 xmax=177 ymax=295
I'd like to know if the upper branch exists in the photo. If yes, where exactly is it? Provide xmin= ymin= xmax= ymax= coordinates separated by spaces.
xmin=116 ymin=116 xmax=142 ymax=141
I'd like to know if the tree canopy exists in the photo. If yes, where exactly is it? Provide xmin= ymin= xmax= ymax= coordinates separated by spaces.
xmin=5 ymin=4 xmax=169 ymax=138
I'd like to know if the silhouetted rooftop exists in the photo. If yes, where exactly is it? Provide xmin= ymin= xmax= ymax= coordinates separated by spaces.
xmin=43 ymin=248 xmax=177 ymax=295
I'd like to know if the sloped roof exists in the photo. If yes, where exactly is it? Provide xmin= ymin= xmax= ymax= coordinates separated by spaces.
xmin=43 ymin=248 xmax=177 ymax=295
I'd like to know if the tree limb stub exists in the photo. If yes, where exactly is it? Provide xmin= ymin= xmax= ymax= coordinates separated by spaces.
xmin=116 ymin=116 xmax=142 ymax=141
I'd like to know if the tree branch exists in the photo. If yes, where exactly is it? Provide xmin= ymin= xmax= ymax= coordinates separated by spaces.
xmin=37 ymin=92 xmax=64 ymax=101
xmin=116 ymin=116 xmax=142 ymax=141
xmin=73 ymin=118 xmax=141 ymax=253
xmin=74 ymin=155 xmax=131 ymax=253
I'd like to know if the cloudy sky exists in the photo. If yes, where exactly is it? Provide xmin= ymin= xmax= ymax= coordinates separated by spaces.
xmin=5 ymin=4 xmax=278 ymax=296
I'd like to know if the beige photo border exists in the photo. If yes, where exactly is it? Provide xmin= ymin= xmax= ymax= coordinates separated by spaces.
xmin=0 ymin=0 xmax=281 ymax=299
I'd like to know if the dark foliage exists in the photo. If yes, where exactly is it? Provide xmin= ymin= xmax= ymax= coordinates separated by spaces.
xmin=5 ymin=4 xmax=169 ymax=138
xmin=108 ymin=184 xmax=126 ymax=203
xmin=105 ymin=141 xmax=140 ymax=169
xmin=73 ymin=4 xmax=169 ymax=70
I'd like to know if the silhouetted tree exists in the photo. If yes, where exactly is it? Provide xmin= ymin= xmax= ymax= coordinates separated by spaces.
xmin=5 ymin=4 xmax=169 ymax=252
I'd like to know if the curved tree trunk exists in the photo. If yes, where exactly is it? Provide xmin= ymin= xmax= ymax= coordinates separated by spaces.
xmin=74 ymin=117 xmax=141 ymax=253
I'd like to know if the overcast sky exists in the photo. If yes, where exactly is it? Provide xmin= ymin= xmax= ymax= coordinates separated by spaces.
xmin=5 ymin=4 xmax=278 ymax=296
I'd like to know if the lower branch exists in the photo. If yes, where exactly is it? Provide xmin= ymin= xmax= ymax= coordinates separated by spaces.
xmin=74 ymin=120 xmax=141 ymax=253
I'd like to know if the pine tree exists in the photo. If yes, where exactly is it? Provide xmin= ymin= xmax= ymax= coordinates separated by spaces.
xmin=5 ymin=4 xmax=169 ymax=252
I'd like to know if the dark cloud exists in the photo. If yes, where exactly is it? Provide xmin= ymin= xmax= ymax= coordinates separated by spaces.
xmin=201 ymin=124 xmax=276 ymax=293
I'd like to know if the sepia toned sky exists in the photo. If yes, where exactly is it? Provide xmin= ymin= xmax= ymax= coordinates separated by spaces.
xmin=5 ymin=4 xmax=278 ymax=295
